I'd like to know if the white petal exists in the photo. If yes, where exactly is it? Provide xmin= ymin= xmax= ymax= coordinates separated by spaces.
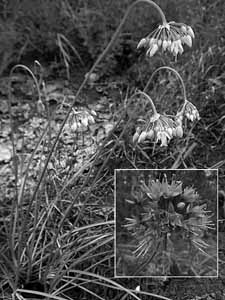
xmin=133 ymin=132 xmax=140 ymax=143
xmin=182 ymin=35 xmax=192 ymax=47
xmin=137 ymin=38 xmax=147 ymax=49
xmin=138 ymin=131 xmax=147 ymax=143
xmin=162 ymin=40 xmax=168 ymax=51
xmin=187 ymin=26 xmax=195 ymax=38
xmin=181 ymin=25 xmax=187 ymax=33
xmin=146 ymin=129 xmax=154 ymax=139
xmin=149 ymin=44 xmax=158 ymax=57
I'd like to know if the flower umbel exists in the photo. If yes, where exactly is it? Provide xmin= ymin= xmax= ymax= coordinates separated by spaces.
xmin=183 ymin=100 xmax=200 ymax=122
xmin=133 ymin=113 xmax=184 ymax=146
xmin=124 ymin=174 xmax=214 ymax=265
xmin=137 ymin=21 xmax=195 ymax=58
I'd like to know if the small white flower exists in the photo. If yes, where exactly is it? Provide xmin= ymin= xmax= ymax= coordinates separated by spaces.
xmin=181 ymin=35 xmax=192 ymax=47
xmin=146 ymin=129 xmax=154 ymax=140
xmin=187 ymin=26 xmax=195 ymax=38
xmin=147 ymin=43 xmax=159 ymax=57
xmin=175 ymin=125 xmax=183 ymax=138
xmin=133 ymin=131 xmax=140 ymax=143
xmin=167 ymin=127 xmax=173 ymax=137
xmin=137 ymin=38 xmax=148 ymax=49
xmin=162 ymin=40 xmax=168 ymax=51
xmin=138 ymin=131 xmax=148 ymax=143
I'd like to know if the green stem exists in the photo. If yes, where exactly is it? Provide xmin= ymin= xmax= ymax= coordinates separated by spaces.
xmin=139 ymin=0 xmax=167 ymax=24
xmin=144 ymin=66 xmax=187 ymax=102
xmin=135 ymin=90 xmax=158 ymax=115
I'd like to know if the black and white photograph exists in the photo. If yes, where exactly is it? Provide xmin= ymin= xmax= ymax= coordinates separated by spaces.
xmin=0 ymin=0 xmax=225 ymax=299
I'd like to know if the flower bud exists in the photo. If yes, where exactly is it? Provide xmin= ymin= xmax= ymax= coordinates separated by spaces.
xmin=187 ymin=26 xmax=195 ymax=38
xmin=146 ymin=129 xmax=154 ymax=140
xmin=177 ymin=40 xmax=184 ymax=54
xmin=173 ymin=40 xmax=179 ymax=56
xmin=167 ymin=127 xmax=173 ymax=137
xmin=154 ymin=125 xmax=160 ymax=133
xmin=158 ymin=39 xmax=162 ymax=47
xmin=182 ymin=35 xmax=192 ymax=47
xmin=149 ymin=38 xmax=156 ymax=46
xmin=148 ymin=43 xmax=159 ymax=57
xmin=137 ymin=38 xmax=147 ymax=49
xmin=181 ymin=25 xmax=187 ymax=33
xmin=133 ymin=131 xmax=140 ymax=143
xmin=194 ymin=110 xmax=200 ymax=120
xmin=186 ymin=112 xmax=191 ymax=120
xmin=162 ymin=40 xmax=168 ymax=51
xmin=138 ymin=131 xmax=148 ymax=143
xmin=189 ymin=114 xmax=194 ymax=122
xmin=172 ymin=127 xmax=177 ymax=136
xmin=167 ymin=39 xmax=172 ymax=50
xmin=176 ymin=125 xmax=183 ymax=138
xmin=176 ymin=115 xmax=183 ymax=125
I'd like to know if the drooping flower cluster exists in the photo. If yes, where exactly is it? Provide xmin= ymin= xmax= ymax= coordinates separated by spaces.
xmin=133 ymin=112 xmax=183 ymax=147
xmin=65 ymin=107 xmax=96 ymax=132
xmin=124 ymin=175 xmax=214 ymax=260
xmin=132 ymin=97 xmax=200 ymax=147
xmin=183 ymin=100 xmax=200 ymax=122
xmin=137 ymin=21 xmax=195 ymax=57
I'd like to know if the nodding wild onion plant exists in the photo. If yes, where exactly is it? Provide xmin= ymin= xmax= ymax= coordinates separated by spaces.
xmin=124 ymin=174 xmax=215 ymax=276
xmin=4 ymin=0 xmax=199 ymax=299
xmin=132 ymin=67 xmax=200 ymax=147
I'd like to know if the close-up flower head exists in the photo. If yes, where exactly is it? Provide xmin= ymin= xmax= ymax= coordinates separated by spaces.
xmin=117 ymin=171 xmax=217 ymax=276
xmin=137 ymin=21 xmax=195 ymax=58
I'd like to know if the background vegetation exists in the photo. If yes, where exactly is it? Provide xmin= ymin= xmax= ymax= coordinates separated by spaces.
xmin=0 ymin=0 xmax=225 ymax=299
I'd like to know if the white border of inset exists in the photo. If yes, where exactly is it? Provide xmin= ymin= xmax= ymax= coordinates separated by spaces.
xmin=114 ymin=168 xmax=219 ymax=278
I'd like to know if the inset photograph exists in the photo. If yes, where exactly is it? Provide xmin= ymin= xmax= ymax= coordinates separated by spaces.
xmin=115 ymin=169 xmax=218 ymax=277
